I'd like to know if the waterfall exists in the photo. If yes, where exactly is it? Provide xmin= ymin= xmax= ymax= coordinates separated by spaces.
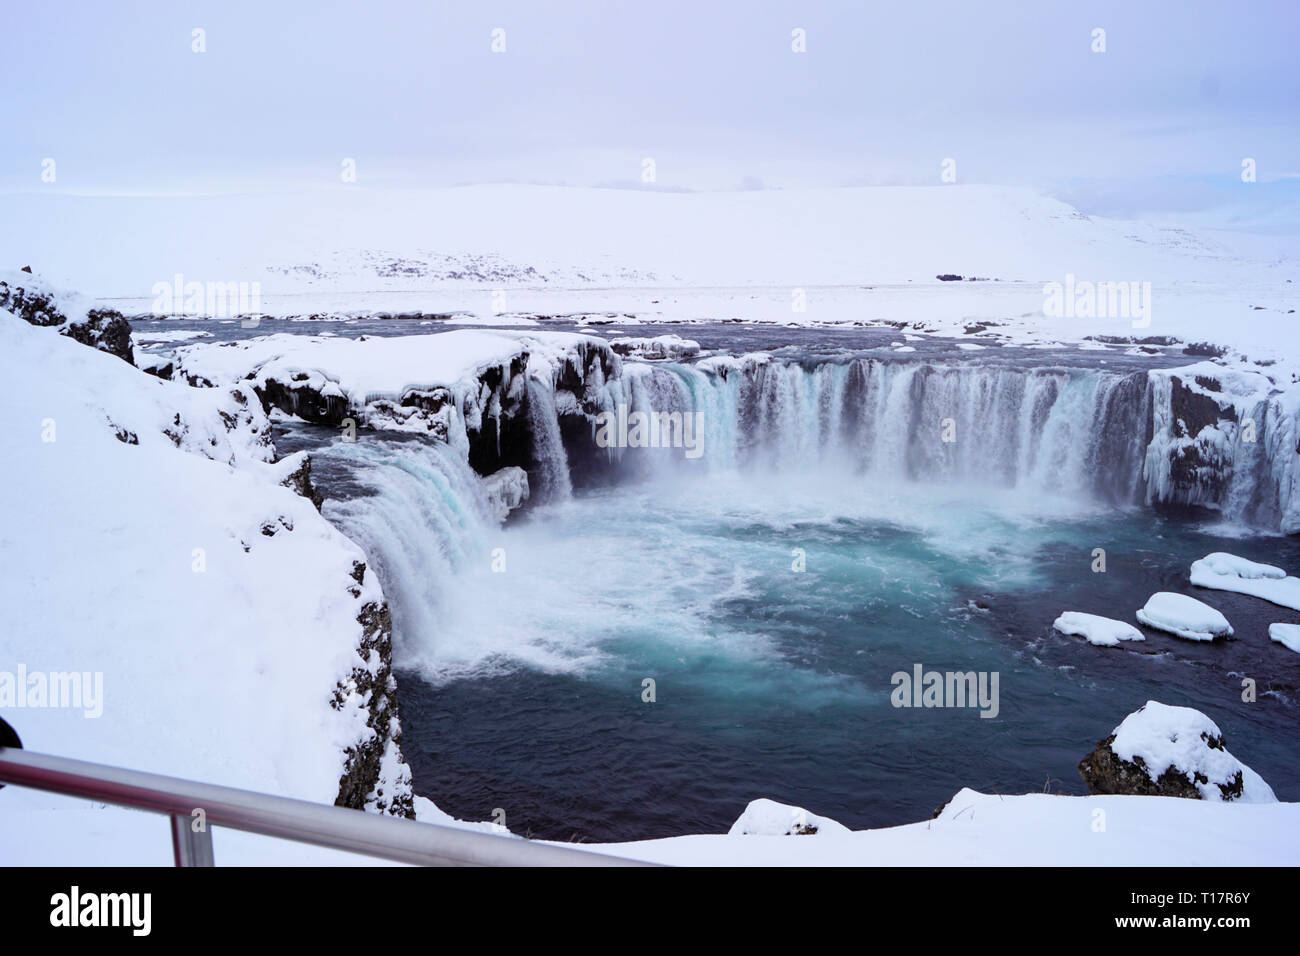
xmin=289 ymin=349 xmax=1297 ymax=689
xmin=525 ymin=377 xmax=573 ymax=502
xmin=586 ymin=358 xmax=1153 ymax=504
xmin=317 ymin=437 xmax=497 ymax=655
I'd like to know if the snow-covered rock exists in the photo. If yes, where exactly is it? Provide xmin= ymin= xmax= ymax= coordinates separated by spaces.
xmin=1190 ymin=552 xmax=1300 ymax=611
xmin=608 ymin=334 xmax=701 ymax=361
xmin=1135 ymin=592 xmax=1233 ymax=641
xmin=1268 ymin=623 xmax=1300 ymax=654
xmin=1052 ymin=611 xmax=1145 ymax=647
xmin=1078 ymin=701 xmax=1276 ymax=803
xmin=0 ymin=269 xmax=134 ymax=365
xmin=727 ymin=798 xmax=851 ymax=837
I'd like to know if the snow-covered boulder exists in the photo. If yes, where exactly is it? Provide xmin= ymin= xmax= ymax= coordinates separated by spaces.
xmin=1190 ymin=552 xmax=1300 ymax=611
xmin=1135 ymin=591 xmax=1233 ymax=640
xmin=1077 ymin=701 xmax=1275 ymax=803
xmin=0 ymin=269 xmax=134 ymax=365
xmin=1269 ymin=623 xmax=1300 ymax=654
xmin=1052 ymin=611 xmax=1145 ymax=646
xmin=728 ymin=798 xmax=850 ymax=836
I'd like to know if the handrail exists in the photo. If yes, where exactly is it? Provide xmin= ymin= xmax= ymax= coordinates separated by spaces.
xmin=0 ymin=747 xmax=657 ymax=867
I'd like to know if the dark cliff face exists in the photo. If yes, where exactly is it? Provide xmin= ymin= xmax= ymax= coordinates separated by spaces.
xmin=332 ymin=565 xmax=414 ymax=818
xmin=0 ymin=278 xmax=136 ymax=366
xmin=1165 ymin=373 xmax=1238 ymax=503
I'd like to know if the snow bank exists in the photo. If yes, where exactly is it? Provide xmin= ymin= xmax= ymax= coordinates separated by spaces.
xmin=1109 ymin=702 xmax=1275 ymax=803
xmin=0 ymin=309 xmax=412 ymax=862
xmin=1190 ymin=552 xmax=1300 ymax=611
xmin=1268 ymin=623 xmax=1300 ymax=654
xmin=1053 ymin=612 xmax=1145 ymax=647
xmin=598 ymin=787 xmax=1298 ymax=866
xmin=169 ymin=329 xmax=617 ymax=439
xmin=1135 ymin=592 xmax=1233 ymax=641
xmin=727 ymin=798 xmax=851 ymax=837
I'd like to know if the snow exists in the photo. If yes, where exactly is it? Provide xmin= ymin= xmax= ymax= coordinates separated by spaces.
xmin=0 ymin=310 xmax=409 ymax=862
xmin=171 ymin=330 xmax=527 ymax=397
xmin=4 ymin=184 xmax=1296 ymax=366
xmin=1135 ymin=592 xmax=1233 ymax=641
xmin=607 ymin=334 xmax=701 ymax=360
xmin=1192 ymin=552 xmax=1286 ymax=579
xmin=1053 ymin=612 xmax=1145 ymax=647
xmin=1268 ymin=623 xmax=1300 ymax=654
xmin=728 ymin=798 xmax=851 ymax=836
xmin=172 ymin=329 xmax=610 ymax=407
xmin=598 ymin=787 xmax=1298 ymax=866
xmin=134 ymin=328 xmax=213 ymax=343
xmin=1191 ymin=552 xmax=1300 ymax=611
xmin=1109 ymin=701 xmax=1276 ymax=804
xmin=10 ymin=782 xmax=1299 ymax=866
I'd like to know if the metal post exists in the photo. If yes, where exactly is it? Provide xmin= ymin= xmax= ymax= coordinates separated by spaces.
xmin=171 ymin=812 xmax=215 ymax=867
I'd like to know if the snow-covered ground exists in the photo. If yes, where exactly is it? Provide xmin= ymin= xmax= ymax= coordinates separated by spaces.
xmin=3 ymin=184 xmax=1296 ymax=367
xmin=0 ymin=303 xmax=413 ymax=862
xmin=602 ymin=788 xmax=1299 ymax=867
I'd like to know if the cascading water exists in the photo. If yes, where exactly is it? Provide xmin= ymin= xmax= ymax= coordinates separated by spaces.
xmin=524 ymin=377 xmax=573 ymax=502
xmin=317 ymin=437 xmax=497 ymax=658
xmin=590 ymin=358 xmax=1153 ymax=504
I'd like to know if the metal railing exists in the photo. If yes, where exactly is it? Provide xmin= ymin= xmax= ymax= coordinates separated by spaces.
xmin=0 ymin=747 xmax=656 ymax=867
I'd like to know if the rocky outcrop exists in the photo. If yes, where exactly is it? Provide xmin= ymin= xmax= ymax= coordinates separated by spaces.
xmin=332 ymin=563 xmax=414 ymax=818
xmin=1144 ymin=363 xmax=1299 ymax=532
xmin=0 ymin=273 xmax=135 ymax=365
xmin=275 ymin=451 xmax=325 ymax=511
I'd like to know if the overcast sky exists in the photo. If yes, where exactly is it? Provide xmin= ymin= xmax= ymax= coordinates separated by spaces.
xmin=2 ymin=1 xmax=1297 ymax=227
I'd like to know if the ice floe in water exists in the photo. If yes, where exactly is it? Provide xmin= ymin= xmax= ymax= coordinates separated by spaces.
xmin=1190 ymin=552 xmax=1300 ymax=611
xmin=1052 ymin=611 xmax=1144 ymax=646
xmin=1269 ymin=623 xmax=1300 ymax=654
xmin=1136 ymin=592 xmax=1233 ymax=641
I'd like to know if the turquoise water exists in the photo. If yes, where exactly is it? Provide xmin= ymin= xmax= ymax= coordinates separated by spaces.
xmin=383 ymin=468 xmax=1300 ymax=840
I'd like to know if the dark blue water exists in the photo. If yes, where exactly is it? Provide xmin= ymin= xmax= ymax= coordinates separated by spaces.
xmin=391 ymin=476 xmax=1300 ymax=842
